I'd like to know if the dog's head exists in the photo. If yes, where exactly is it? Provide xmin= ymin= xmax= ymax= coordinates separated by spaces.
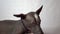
xmin=14 ymin=5 xmax=43 ymax=34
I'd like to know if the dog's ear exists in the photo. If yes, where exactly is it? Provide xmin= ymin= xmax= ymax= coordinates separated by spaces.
xmin=13 ymin=14 xmax=26 ymax=19
xmin=36 ymin=5 xmax=43 ymax=15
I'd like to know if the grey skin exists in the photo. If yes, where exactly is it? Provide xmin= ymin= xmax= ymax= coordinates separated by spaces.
xmin=0 ymin=5 xmax=44 ymax=34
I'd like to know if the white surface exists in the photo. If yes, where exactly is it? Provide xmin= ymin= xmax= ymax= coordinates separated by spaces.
xmin=0 ymin=0 xmax=60 ymax=34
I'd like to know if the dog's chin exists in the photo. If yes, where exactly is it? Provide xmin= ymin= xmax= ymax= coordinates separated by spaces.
xmin=30 ymin=33 xmax=34 ymax=34
xmin=25 ymin=32 xmax=34 ymax=34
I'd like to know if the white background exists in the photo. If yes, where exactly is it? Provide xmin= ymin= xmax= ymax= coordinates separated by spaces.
xmin=0 ymin=0 xmax=60 ymax=34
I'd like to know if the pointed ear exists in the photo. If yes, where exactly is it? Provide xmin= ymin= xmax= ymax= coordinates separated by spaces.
xmin=36 ymin=5 xmax=43 ymax=15
xmin=13 ymin=14 xmax=26 ymax=19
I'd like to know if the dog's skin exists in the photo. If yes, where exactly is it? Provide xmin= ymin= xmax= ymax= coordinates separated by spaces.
xmin=0 ymin=5 xmax=44 ymax=34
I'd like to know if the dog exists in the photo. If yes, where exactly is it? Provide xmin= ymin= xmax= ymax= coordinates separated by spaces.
xmin=0 ymin=5 xmax=44 ymax=34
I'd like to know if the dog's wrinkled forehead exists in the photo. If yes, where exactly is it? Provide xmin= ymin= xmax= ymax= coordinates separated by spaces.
xmin=26 ymin=12 xmax=38 ymax=22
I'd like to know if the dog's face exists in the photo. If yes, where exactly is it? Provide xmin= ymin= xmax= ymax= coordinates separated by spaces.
xmin=14 ymin=5 xmax=43 ymax=34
